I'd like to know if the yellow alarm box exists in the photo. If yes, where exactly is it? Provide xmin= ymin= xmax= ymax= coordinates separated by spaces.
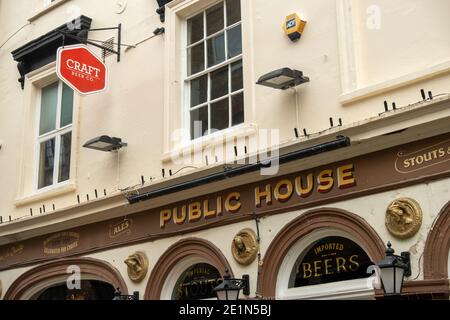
xmin=283 ymin=13 xmax=307 ymax=41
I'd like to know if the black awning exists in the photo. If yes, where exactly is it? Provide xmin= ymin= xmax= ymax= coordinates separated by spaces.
xmin=11 ymin=15 xmax=92 ymax=89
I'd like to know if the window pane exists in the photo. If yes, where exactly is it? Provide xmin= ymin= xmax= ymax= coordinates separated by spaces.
xmin=190 ymin=75 xmax=208 ymax=107
xmin=226 ymin=0 xmax=241 ymax=26
xmin=58 ymin=132 xmax=72 ymax=183
xmin=38 ymin=138 xmax=55 ymax=189
xmin=188 ymin=42 xmax=205 ymax=76
xmin=187 ymin=13 xmax=204 ymax=45
xmin=191 ymin=106 xmax=208 ymax=139
xmin=207 ymin=33 xmax=225 ymax=67
xmin=60 ymin=83 xmax=74 ymax=127
xmin=211 ymin=98 xmax=229 ymax=131
xmin=210 ymin=66 xmax=228 ymax=100
xmin=231 ymin=60 xmax=243 ymax=92
xmin=206 ymin=2 xmax=224 ymax=36
xmin=232 ymin=92 xmax=244 ymax=126
xmin=39 ymin=83 xmax=58 ymax=135
xmin=227 ymin=24 xmax=242 ymax=58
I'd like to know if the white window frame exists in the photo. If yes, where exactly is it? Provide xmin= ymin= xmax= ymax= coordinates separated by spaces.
xmin=34 ymin=80 xmax=73 ymax=193
xmin=162 ymin=0 xmax=256 ymax=158
xmin=183 ymin=0 xmax=244 ymax=141
xmin=276 ymin=228 xmax=377 ymax=300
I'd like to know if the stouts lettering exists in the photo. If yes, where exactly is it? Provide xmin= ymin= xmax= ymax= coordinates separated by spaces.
xmin=403 ymin=146 xmax=450 ymax=168
xmin=160 ymin=164 xmax=355 ymax=228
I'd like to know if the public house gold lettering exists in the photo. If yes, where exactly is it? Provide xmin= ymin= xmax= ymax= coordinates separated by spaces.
xmin=160 ymin=192 xmax=242 ymax=228
xmin=160 ymin=164 xmax=355 ymax=228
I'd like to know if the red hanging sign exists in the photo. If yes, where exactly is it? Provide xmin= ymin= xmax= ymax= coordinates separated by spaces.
xmin=56 ymin=44 xmax=108 ymax=95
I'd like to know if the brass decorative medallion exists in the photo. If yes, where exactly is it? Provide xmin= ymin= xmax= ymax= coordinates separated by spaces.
xmin=231 ymin=228 xmax=259 ymax=265
xmin=386 ymin=198 xmax=422 ymax=239
xmin=124 ymin=251 xmax=149 ymax=282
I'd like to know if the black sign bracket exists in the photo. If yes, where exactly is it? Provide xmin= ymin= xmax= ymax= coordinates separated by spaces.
xmin=58 ymin=24 xmax=136 ymax=63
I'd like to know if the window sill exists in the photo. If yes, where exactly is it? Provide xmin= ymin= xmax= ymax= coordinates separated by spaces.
xmin=162 ymin=123 xmax=258 ymax=163
xmin=15 ymin=183 xmax=76 ymax=207
xmin=277 ymin=278 xmax=376 ymax=300
xmin=340 ymin=60 xmax=450 ymax=105
xmin=28 ymin=0 xmax=71 ymax=22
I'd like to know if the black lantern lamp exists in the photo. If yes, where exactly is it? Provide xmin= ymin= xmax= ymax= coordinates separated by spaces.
xmin=83 ymin=135 xmax=127 ymax=152
xmin=377 ymin=242 xmax=411 ymax=296
xmin=112 ymin=288 xmax=139 ymax=300
xmin=256 ymin=68 xmax=309 ymax=90
xmin=213 ymin=269 xmax=250 ymax=300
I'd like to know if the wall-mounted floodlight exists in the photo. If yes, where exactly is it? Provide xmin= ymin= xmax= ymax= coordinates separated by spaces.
xmin=256 ymin=68 xmax=309 ymax=90
xmin=83 ymin=135 xmax=127 ymax=152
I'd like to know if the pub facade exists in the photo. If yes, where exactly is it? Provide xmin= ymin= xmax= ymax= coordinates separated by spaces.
xmin=0 ymin=0 xmax=449 ymax=300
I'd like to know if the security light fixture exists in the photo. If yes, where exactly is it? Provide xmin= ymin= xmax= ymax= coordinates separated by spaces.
xmin=153 ymin=27 xmax=165 ymax=36
xmin=256 ymin=68 xmax=309 ymax=90
xmin=213 ymin=269 xmax=250 ymax=300
xmin=83 ymin=135 xmax=127 ymax=152
xmin=377 ymin=242 xmax=411 ymax=296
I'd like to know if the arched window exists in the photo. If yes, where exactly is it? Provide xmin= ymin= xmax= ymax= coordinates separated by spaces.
xmin=32 ymin=280 xmax=115 ymax=300
xmin=145 ymin=238 xmax=232 ymax=300
xmin=4 ymin=258 xmax=127 ymax=300
xmin=289 ymin=236 xmax=373 ymax=288
xmin=275 ymin=228 xmax=380 ymax=300
xmin=171 ymin=263 xmax=222 ymax=300
xmin=259 ymin=209 xmax=386 ymax=300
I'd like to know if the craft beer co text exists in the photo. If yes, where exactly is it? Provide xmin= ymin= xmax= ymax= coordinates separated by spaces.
xmin=66 ymin=59 xmax=101 ymax=82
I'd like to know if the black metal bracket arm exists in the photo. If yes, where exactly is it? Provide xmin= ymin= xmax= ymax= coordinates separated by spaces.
xmin=235 ymin=274 xmax=250 ymax=296
xmin=127 ymin=136 xmax=351 ymax=204
xmin=58 ymin=24 xmax=127 ymax=62
xmin=399 ymin=252 xmax=412 ymax=277
xmin=112 ymin=288 xmax=139 ymax=300
xmin=11 ymin=15 xmax=92 ymax=89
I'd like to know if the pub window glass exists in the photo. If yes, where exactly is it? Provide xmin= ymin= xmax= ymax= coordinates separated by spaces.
xmin=37 ymin=81 xmax=74 ymax=189
xmin=171 ymin=263 xmax=223 ymax=300
xmin=186 ymin=0 xmax=244 ymax=140
xmin=288 ymin=236 xmax=374 ymax=288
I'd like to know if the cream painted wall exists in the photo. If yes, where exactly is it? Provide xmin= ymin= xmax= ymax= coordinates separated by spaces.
xmin=0 ymin=0 xmax=449 ymax=220
xmin=353 ymin=0 xmax=450 ymax=87
xmin=0 ymin=1 xmax=449 ymax=298
xmin=0 ymin=0 xmax=166 ymax=219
